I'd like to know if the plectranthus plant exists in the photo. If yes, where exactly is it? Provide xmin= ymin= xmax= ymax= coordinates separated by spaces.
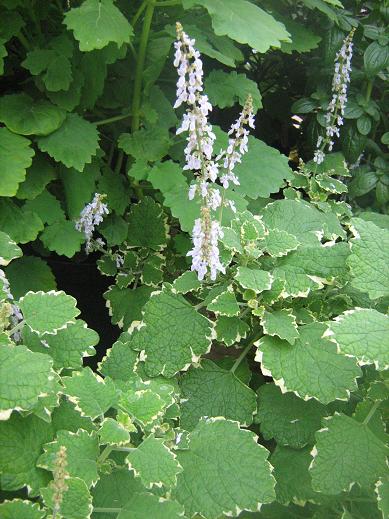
xmin=0 ymin=2 xmax=389 ymax=519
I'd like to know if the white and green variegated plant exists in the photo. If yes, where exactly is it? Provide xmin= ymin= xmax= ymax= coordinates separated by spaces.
xmin=0 ymin=1 xmax=389 ymax=519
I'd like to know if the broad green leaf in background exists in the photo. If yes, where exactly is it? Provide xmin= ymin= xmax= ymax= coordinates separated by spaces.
xmin=41 ymin=477 xmax=92 ymax=519
xmin=22 ymin=47 xmax=73 ymax=92
xmin=38 ymin=429 xmax=99 ymax=487
xmin=119 ymin=126 xmax=171 ymax=164
xmin=40 ymin=220 xmax=85 ymax=258
xmin=261 ymin=228 xmax=300 ymax=257
xmin=183 ymin=0 xmax=290 ymax=53
xmin=179 ymin=359 xmax=257 ymax=430
xmin=261 ymin=309 xmax=299 ymax=345
xmin=98 ymin=167 xmax=131 ymax=216
xmin=278 ymin=16 xmax=321 ymax=53
xmin=256 ymin=323 xmax=361 ymax=404
xmin=0 ymin=500 xmax=45 ymax=519
xmin=5 ymin=256 xmax=56 ymax=299
xmin=256 ymin=384 xmax=328 ymax=448
xmin=235 ymin=266 xmax=273 ymax=293
xmin=0 ymin=413 xmax=53 ymax=494
xmin=126 ymin=435 xmax=182 ymax=489
xmin=327 ymin=308 xmax=389 ymax=370
xmin=15 ymin=153 xmax=56 ymax=201
xmin=310 ymin=413 xmax=389 ymax=494
xmin=37 ymin=113 xmax=100 ymax=172
xmin=64 ymin=0 xmax=134 ymax=51
xmin=104 ymin=285 xmax=154 ymax=329
xmin=0 ymin=231 xmax=21 ymax=266
xmin=205 ymin=70 xmax=262 ymax=110
xmin=62 ymin=367 xmax=118 ymax=419
xmin=126 ymin=197 xmax=168 ymax=250
xmin=0 ymin=127 xmax=34 ymax=196
xmin=98 ymin=417 xmax=130 ymax=446
xmin=0 ymin=345 xmax=55 ymax=418
xmin=19 ymin=290 xmax=80 ymax=335
xmin=118 ymin=492 xmax=184 ymax=519
xmin=0 ymin=93 xmax=66 ymax=136
xmin=98 ymin=339 xmax=139 ymax=381
xmin=130 ymin=288 xmax=214 ymax=377
xmin=60 ymin=161 xmax=100 ymax=219
xmin=174 ymin=418 xmax=276 ymax=518
xmin=24 ymin=190 xmax=65 ymax=225
xmin=376 ymin=478 xmax=389 ymax=519
xmin=347 ymin=218 xmax=389 ymax=299
xmin=215 ymin=315 xmax=249 ymax=346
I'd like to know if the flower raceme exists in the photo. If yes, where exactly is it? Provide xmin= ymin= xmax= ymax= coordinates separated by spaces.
xmin=314 ymin=28 xmax=355 ymax=164
xmin=173 ymin=23 xmax=255 ymax=281
xmin=75 ymin=193 xmax=109 ymax=253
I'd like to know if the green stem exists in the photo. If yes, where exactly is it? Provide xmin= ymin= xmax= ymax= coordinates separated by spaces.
xmin=93 ymin=508 xmax=121 ymax=514
xmin=155 ymin=0 xmax=181 ymax=5
xmin=230 ymin=331 xmax=262 ymax=373
xmin=114 ymin=151 xmax=124 ymax=175
xmin=131 ymin=0 xmax=147 ymax=27
xmin=113 ymin=446 xmax=137 ymax=453
xmin=365 ymin=80 xmax=373 ymax=103
xmin=17 ymin=31 xmax=30 ymax=51
xmin=97 ymin=445 xmax=113 ymax=464
xmin=363 ymin=400 xmax=380 ymax=425
xmin=8 ymin=320 xmax=24 ymax=338
xmin=95 ymin=112 xmax=132 ymax=127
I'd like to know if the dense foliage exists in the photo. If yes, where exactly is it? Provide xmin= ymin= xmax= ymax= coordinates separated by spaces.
xmin=0 ymin=1 xmax=388 ymax=518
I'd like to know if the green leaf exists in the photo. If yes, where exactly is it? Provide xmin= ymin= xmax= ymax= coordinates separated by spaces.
xmin=5 ymin=256 xmax=56 ymax=299
xmin=327 ymin=309 xmax=389 ymax=370
xmin=98 ymin=417 xmax=130 ymax=446
xmin=15 ymin=153 xmax=56 ymax=200
xmin=126 ymin=197 xmax=168 ymax=250
xmin=99 ymin=338 xmax=139 ymax=380
xmin=0 ymin=127 xmax=34 ymax=196
xmin=376 ymin=478 xmax=389 ymax=519
xmin=38 ymin=429 xmax=99 ymax=487
xmin=279 ymin=16 xmax=321 ymax=54
xmin=104 ymin=285 xmax=153 ymax=329
xmin=98 ymin=166 xmax=131 ymax=216
xmin=235 ymin=266 xmax=273 ymax=293
xmin=172 ymin=271 xmax=202 ymax=294
xmin=347 ymin=218 xmax=389 ymax=300
xmin=119 ymin=126 xmax=171 ymax=163
xmin=0 ymin=413 xmax=53 ymax=494
xmin=215 ymin=315 xmax=249 ymax=346
xmin=118 ymin=492 xmax=184 ymax=519
xmin=130 ymin=288 xmax=214 ymax=377
xmin=310 ymin=413 xmax=389 ymax=494
xmin=62 ymin=367 xmax=118 ymax=419
xmin=60 ymin=161 xmax=100 ymax=219
xmin=205 ymin=70 xmax=262 ymax=111
xmin=19 ymin=290 xmax=80 ymax=335
xmin=183 ymin=0 xmax=290 ymax=52
xmin=0 ymin=344 xmax=55 ymax=418
xmin=22 ymin=48 xmax=73 ymax=92
xmin=0 ymin=93 xmax=66 ymax=136
xmin=0 ymin=231 xmax=21 ymax=266
xmin=257 ymin=383 xmax=328 ymax=448
xmin=0 ymin=199 xmax=43 ymax=244
xmin=24 ymin=189 xmax=65 ymax=225
xmin=206 ymin=286 xmax=240 ymax=316
xmin=364 ymin=41 xmax=389 ymax=77
xmin=52 ymin=397 xmax=95 ymax=434
xmin=41 ymin=477 xmax=92 ymax=519
xmin=64 ymin=0 xmax=133 ymax=51
xmin=174 ymin=418 xmax=275 ymax=518
xmin=315 ymin=173 xmax=347 ymax=194
xmin=261 ymin=309 xmax=299 ymax=345
xmin=126 ymin=435 xmax=182 ymax=488
xmin=37 ymin=113 xmax=100 ymax=172
xmin=179 ymin=359 xmax=257 ymax=430
xmin=256 ymin=323 xmax=361 ymax=404
xmin=40 ymin=220 xmax=84 ymax=258
xmin=23 ymin=319 xmax=98 ymax=370
xmin=357 ymin=114 xmax=372 ymax=135
xmin=262 ymin=228 xmax=300 ymax=257
xmin=119 ymin=388 xmax=166 ymax=428
xmin=0 ymin=500 xmax=45 ymax=519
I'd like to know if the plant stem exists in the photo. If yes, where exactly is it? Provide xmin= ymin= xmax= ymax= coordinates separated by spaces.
xmin=362 ymin=400 xmax=380 ymax=425
xmin=97 ymin=445 xmax=113 ymax=464
xmin=95 ymin=112 xmax=132 ymax=126
xmin=114 ymin=151 xmax=124 ymax=175
xmin=155 ymin=0 xmax=181 ymax=5
xmin=230 ymin=331 xmax=262 ymax=373
xmin=8 ymin=320 xmax=24 ymax=337
xmin=113 ymin=446 xmax=136 ymax=453
xmin=365 ymin=80 xmax=373 ymax=103
xmin=131 ymin=0 xmax=147 ymax=27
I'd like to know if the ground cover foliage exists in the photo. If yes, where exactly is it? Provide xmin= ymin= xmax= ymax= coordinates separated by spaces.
xmin=0 ymin=0 xmax=389 ymax=518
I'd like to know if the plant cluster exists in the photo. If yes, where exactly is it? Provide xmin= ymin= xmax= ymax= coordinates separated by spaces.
xmin=0 ymin=1 xmax=388 ymax=519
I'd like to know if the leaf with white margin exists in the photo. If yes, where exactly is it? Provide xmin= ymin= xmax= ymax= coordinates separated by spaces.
xmin=261 ymin=309 xmax=299 ymax=345
xmin=0 ymin=500 xmax=45 ymax=519
xmin=0 ymin=345 xmax=55 ymax=418
xmin=0 ymin=413 xmax=53 ymax=495
xmin=98 ymin=417 xmax=130 ymax=446
xmin=376 ymin=477 xmax=389 ymax=519
xmin=117 ymin=492 xmax=184 ymax=519
xmin=19 ymin=290 xmax=80 ymax=335
xmin=38 ymin=429 xmax=99 ymax=487
xmin=255 ymin=322 xmax=361 ymax=404
xmin=172 ymin=270 xmax=202 ymax=294
xmin=129 ymin=287 xmax=214 ymax=377
xmin=62 ymin=367 xmax=118 ymax=420
xmin=179 ymin=359 xmax=257 ymax=430
xmin=256 ymin=384 xmax=328 ymax=449
xmin=98 ymin=339 xmax=139 ymax=380
xmin=235 ymin=266 xmax=273 ymax=293
xmin=119 ymin=388 xmax=165 ymax=428
xmin=41 ymin=476 xmax=92 ymax=519
xmin=0 ymin=231 xmax=22 ymax=266
xmin=215 ymin=315 xmax=249 ymax=346
xmin=173 ymin=418 xmax=275 ymax=518
xmin=126 ymin=435 xmax=182 ymax=489
xmin=206 ymin=285 xmax=240 ymax=316
xmin=326 ymin=308 xmax=389 ymax=370
xmin=310 ymin=413 xmax=389 ymax=495
xmin=347 ymin=218 xmax=389 ymax=299
xmin=262 ymin=228 xmax=300 ymax=257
